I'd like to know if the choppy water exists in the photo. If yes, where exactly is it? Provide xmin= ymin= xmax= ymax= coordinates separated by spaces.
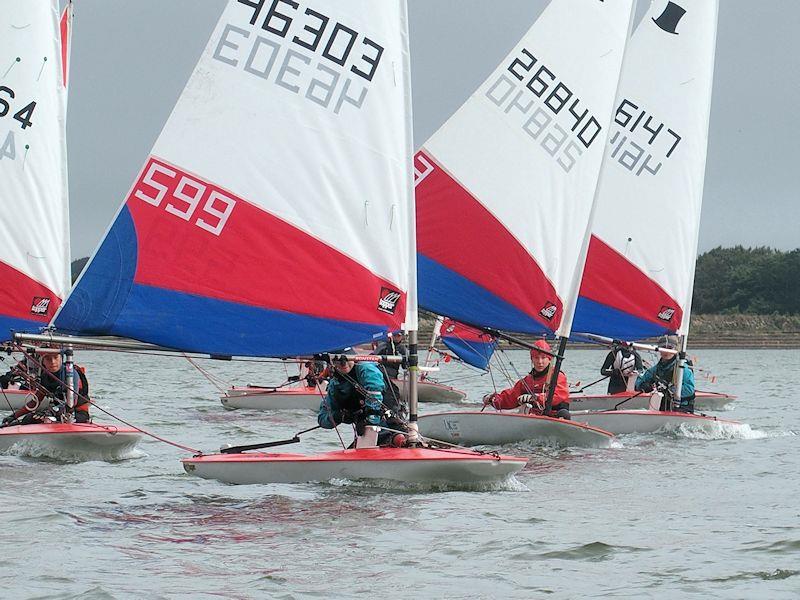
xmin=1 ymin=348 xmax=798 ymax=599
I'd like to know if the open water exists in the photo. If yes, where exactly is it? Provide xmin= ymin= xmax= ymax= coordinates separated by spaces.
xmin=0 ymin=348 xmax=798 ymax=599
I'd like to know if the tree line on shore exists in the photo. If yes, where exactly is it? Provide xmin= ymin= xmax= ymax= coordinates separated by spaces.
xmin=692 ymin=246 xmax=799 ymax=315
xmin=70 ymin=245 xmax=800 ymax=316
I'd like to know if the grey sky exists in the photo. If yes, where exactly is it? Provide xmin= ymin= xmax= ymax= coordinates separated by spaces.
xmin=65 ymin=0 xmax=799 ymax=258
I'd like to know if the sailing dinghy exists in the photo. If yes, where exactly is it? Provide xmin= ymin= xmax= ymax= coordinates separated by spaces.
xmin=220 ymin=377 xmax=464 ymax=411
xmin=54 ymin=0 xmax=526 ymax=485
xmin=221 ymin=383 xmax=324 ymax=411
xmin=569 ymin=0 xmax=738 ymax=434
xmin=0 ymin=422 xmax=141 ymax=458
xmin=571 ymin=408 xmax=741 ymax=436
xmin=415 ymin=0 xmax=635 ymax=448
xmin=0 ymin=2 xmax=142 ymax=459
xmin=569 ymin=389 xmax=734 ymax=413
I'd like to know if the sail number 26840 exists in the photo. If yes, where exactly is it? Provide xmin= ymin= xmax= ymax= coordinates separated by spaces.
xmin=134 ymin=161 xmax=236 ymax=236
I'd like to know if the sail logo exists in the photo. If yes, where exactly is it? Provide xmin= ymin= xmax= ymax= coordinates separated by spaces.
xmin=377 ymin=287 xmax=401 ymax=315
xmin=653 ymin=2 xmax=686 ymax=35
xmin=539 ymin=302 xmax=557 ymax=321
xmin=214 ymin=1 xmax=387 ymax=115
xmin=30 ymin=297 xmax=51 ymax=316
xmin=657 ymin=306 xmax=676 ymax=322
xmin=484 ymin=48 xmax=602 ymax=173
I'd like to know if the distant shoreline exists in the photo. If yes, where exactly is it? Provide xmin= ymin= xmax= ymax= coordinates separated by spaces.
xmin=420 ymin=313 xmax=800 ymax=350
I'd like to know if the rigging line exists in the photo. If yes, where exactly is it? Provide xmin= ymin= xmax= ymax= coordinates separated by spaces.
xmin=182 ymin=353 xmax=229 ymax=395
xmin=378 ymin=426 xmax=501 ymax=459
xmin=496 ymin=349 xmax=537 ymax=397
xmin=10 ymin=344 xmax=202 ymax=454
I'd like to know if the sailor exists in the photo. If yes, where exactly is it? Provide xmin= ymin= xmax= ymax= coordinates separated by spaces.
xmin=1 ymin=350 xmax=91 ymax=427
xmin=302 ymin=358 xmax=328 ymax=388
xmin=635 ymin=336 xmax=696 ymax=412
xmin=600 ymin=342 xmax=643 ymax=394
xmin=317 ymin=353 xmax=405 ymax=446
xmin=372 ymin=331 xmax=407 ymax=380
xmin=482 ymin=339 xmax=571 ymax=419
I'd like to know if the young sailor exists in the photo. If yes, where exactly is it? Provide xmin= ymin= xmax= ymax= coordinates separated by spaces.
xmin=371 ymin=331 xmax=407 ymax=379
xmin=1 ymin=350 xmax=90 ymax=426
xmin=635 ymin=336 xmax=696 ymax=413
xmin=600 ymin=342 xmax=643 ymax=394
xmin=482 ymin=340 xmax=571 ymax=419
xmin=317 ymin=353 xmax=406 ymax=446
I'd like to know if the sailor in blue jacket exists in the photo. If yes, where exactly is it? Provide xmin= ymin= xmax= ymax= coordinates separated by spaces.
xmin=318 ymin=355 xmax=386 ymax=432
xmin=635 ymin=337 xmax=696 ymax=412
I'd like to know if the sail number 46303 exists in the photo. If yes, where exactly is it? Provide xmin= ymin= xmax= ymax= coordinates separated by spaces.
xmin=134 ymin=161 xmax=236 ymax=236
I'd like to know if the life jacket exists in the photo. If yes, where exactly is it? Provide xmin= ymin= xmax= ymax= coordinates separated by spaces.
xmin=333 ymin=363 xmax=404 ymax=420
xmin=73 ymin=365 xmax=90 ymax=414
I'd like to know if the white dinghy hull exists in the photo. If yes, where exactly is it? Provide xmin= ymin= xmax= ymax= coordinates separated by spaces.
xmin=182 ymin=447 xmax=526 ymax=485
xmin=0 ymin=423 xmax=142 ymax=458
xmin=570 ymin=391 xmax=735 ymax=412
xmin=418 ymin=412 xmax=614 ymax=448
xmin=221 ymin=379 xmax=468 ymax=410
xmin=572 ymin=410 xmax=741 ymax=435
xmin=396 ymin=379 xmax=467 ymax=404
xmin=220 ymin=386 xmax=323 ymax=411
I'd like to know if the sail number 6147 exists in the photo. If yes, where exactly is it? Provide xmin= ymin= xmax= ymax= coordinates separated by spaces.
xmin=134 ymin=161 xmax=236 ymax=236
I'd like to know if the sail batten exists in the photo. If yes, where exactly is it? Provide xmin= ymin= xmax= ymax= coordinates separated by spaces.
xmin=415 ymin=0 xmax=635 ymax=338
xmin=55 ymin=0 xmax=414 ymax=357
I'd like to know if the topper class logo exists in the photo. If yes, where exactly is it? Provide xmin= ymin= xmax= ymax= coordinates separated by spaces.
xmin=377 ymin=288 xmax=401 ymax=315
xmin=657 ymin=306 xmax=676 ymax=322
xmin=539 ymin=302 xmax=557 ymax=320
xmin=653 ymin=2 xmax=686 ymax=35
xmin=30 ymin=297 xmax=51 ymax=315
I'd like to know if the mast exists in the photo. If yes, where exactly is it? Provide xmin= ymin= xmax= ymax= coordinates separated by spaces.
xmin=399 ymin=0 xmax=419 ymax=443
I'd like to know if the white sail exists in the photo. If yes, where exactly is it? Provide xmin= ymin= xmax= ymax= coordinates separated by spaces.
xmin=0 ymin=0 xmax=70 ymax=340
xmin=415 ymin=0 xmax=635 ymax=338
xmin=56 ymin=0 xmax=415 ymax=357
xmin=574 ymin=0 xmax=720 ymax=339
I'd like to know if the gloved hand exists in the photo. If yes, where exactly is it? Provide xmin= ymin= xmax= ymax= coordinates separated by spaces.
xmin=1 ymin=414 xmax=16 ymax=426
xmin=482 ymin=392 xmax=498 ymax=407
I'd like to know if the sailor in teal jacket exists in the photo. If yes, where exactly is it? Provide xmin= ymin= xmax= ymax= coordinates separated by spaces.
xmin=317 ymin=357 xmax=386 ymax=430
xmin=635 ymin=354 xmax=696 ymax=412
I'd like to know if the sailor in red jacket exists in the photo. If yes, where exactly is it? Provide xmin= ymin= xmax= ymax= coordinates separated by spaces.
xmin=482 ymin=340 xmax=571 ymax=419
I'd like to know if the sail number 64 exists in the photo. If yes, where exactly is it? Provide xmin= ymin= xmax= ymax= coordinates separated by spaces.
xmin=134 ymin=161 xmax=236 ymax=236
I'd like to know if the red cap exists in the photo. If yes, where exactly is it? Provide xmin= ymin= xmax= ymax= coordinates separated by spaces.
xmin=530 ymin=339 xmax=552 ymax=358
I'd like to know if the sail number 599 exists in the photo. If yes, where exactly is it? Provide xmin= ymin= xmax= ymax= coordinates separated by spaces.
xmin=134 ymin=162 xmax=236 ymax=236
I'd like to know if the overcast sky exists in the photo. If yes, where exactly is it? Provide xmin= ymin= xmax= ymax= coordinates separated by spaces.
xmin=64 ymin=0 xmax=799 ymax=258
